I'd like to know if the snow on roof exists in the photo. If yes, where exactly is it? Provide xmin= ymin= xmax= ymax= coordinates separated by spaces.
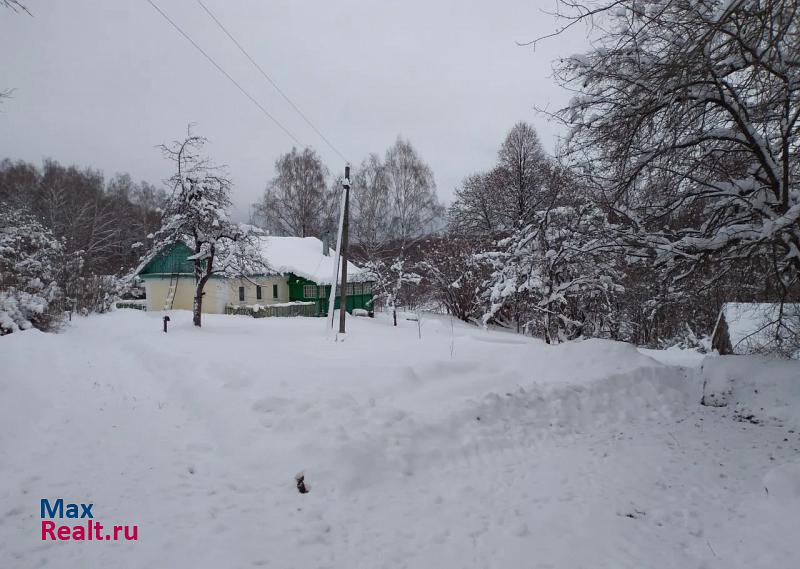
xmin=134 ymin=236 xmax=370 ymax=284
xmin=257 ymin=236 xmax=369 ymax=284
xmin=717 ymin=302 xmax=800 ymax=354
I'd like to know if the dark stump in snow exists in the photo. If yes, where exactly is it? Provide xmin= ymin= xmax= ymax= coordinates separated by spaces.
xmin=296 ymin=473 xmax=309 ymax=494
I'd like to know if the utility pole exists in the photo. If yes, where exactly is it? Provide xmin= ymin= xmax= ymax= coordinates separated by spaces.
xmin=338 ymin=165 xmax=351 ymax=334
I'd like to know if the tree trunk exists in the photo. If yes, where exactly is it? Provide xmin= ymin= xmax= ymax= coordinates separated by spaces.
xmin=193 ymin=283 xmax=203 ymax=327
xmin=193 ymin=276 xmax=210 ymax=328
xmin=192 ymin=248 xmax=214 ymax=329
xmin=544 ymin=309 xmax=551 ymax=344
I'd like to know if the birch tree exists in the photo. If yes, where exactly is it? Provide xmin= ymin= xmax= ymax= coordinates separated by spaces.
xmin=351 ymin=153 xmax=391 ymax=254
xmin=257 ymin=147 xmax=329 ymax=237
xmin=368 ymin=138 xmax=444 ymax=324
xmin=383 ymin=137 xmax=443 ymax=242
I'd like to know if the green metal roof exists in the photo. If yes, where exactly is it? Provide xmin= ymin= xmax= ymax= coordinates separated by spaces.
xmin=138 ymin=242 xmax=195 ymax=275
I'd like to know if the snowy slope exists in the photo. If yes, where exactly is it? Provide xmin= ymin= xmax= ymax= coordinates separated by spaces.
xmin=1 ymin=310 xmax=799 ymax=568
xmin=701 ymin=355 xmax=800 ymax=427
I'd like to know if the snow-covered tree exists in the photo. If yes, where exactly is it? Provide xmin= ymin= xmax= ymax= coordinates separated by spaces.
xmin=363 ymin=254 xmax=421 ymax=327
xmin=551 ymin=0 xmax=800 ymax=297
xmin=483 ymin=201 xmax=622 ymax=342
xmin=0 ymin=206 xmax=64 ymax=334
xmin=142 ymin=129 xmax=267 ymax=328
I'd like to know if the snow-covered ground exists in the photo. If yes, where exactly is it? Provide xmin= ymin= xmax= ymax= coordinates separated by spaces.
xmin=1 ymin=310 xmax=799 ymax=568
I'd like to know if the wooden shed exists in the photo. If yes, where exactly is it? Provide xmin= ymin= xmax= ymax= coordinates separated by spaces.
xmin=711 ymin=303 xmax=800 ymax=355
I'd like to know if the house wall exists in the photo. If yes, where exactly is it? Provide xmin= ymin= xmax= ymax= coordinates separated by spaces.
xmin=143 ymin=276 xmax=288 ymax=313
xmin=287 ymin=273 xmax=374 ymax=316
xmin=137 ymin=242 xmax=373 ymax=317
xmin=143 ymin=277 xmax=207 ymax=312
xmin=711 ymin=313 xmax=734 ymax=355
xmin=221 ymin=277 xmax=290 ymax=308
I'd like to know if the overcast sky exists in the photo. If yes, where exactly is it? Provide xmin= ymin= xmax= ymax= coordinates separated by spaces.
xmin=0 ymin=0 xmax=589 ymax=219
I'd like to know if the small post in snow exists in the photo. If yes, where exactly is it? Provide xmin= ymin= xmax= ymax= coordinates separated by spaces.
xmin=338 ymin=165 xmax=351 ymax=334
xmin=163 ymin=315 xmax=170 ymax=333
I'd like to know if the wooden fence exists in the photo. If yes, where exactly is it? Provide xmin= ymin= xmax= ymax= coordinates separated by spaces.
xmin=225 ymin=302 xmax=318 ymax=318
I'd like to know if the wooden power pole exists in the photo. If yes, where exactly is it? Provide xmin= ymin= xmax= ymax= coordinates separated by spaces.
xmin=338 ymin=165 xmax=351 ymax=334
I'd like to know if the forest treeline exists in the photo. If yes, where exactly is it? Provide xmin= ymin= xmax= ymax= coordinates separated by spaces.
xmin=0 ymin=159 xmax=166 ymax=331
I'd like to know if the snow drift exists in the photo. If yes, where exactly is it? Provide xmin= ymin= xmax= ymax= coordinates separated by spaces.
xmin=2 ymin=311 xmax=799 ymax=568
xmin=700 ymin=354 xmax=800 ymax=428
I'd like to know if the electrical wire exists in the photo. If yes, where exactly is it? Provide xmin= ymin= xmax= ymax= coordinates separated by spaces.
xmin=145 ymin=0 xmax=304 ymax=147
xmin=196 ymin=0 xmax=350 ymax=165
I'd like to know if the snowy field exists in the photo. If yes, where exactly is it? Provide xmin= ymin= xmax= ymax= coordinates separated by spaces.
xmin=1 ymin=310 xmax=800 ymax=568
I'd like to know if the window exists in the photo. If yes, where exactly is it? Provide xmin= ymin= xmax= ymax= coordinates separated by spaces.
xmin=319 ymin=286 xmax=326 ymax=299
xmin=303 ymin=285 xmax=316 ymax=298
xmin=363 ymin=282 xmax=373 ymax=293
xmin=256 ymin=285 xmax=262 ymax=300
xmin=347 ymin=283 xmax=354 ymax=295
xmin=238 ymin=286 xmax=245 ymax=302
xmin=273 ymin=284 xmax=278 ymax=299
xmin=353 ymin=282 xmax=362 ymax=295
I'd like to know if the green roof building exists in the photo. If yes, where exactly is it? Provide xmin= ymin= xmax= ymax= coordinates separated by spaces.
xmin=135 ymin=236 xmax=374 ymax=317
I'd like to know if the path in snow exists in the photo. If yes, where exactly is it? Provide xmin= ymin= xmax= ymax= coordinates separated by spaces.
xmin=1 ymin=310 xmax=798 ymax=568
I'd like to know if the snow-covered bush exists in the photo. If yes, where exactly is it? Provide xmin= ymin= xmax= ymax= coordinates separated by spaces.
xmin=658 ymin=324 xmax=711 ymax=353
xmin=0 ymin=206 xmax=64 ymax=334
xmin=363 ymin=254 xmax=421 ymax=326
xmin=416 ymin=234 xmax=491 ymax=323
xmin=64 ymin=273 xmax=135 ymax=316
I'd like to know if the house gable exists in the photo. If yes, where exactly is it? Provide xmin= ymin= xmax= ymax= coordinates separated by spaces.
xmin=137 ymin=242 xmax=196 ymax=277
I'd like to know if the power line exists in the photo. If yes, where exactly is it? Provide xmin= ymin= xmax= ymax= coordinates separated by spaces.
xmin=196 ymin=0 xmax=350 ymax=165
xmin=145 ymin=0 xmax=303 ymax=147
